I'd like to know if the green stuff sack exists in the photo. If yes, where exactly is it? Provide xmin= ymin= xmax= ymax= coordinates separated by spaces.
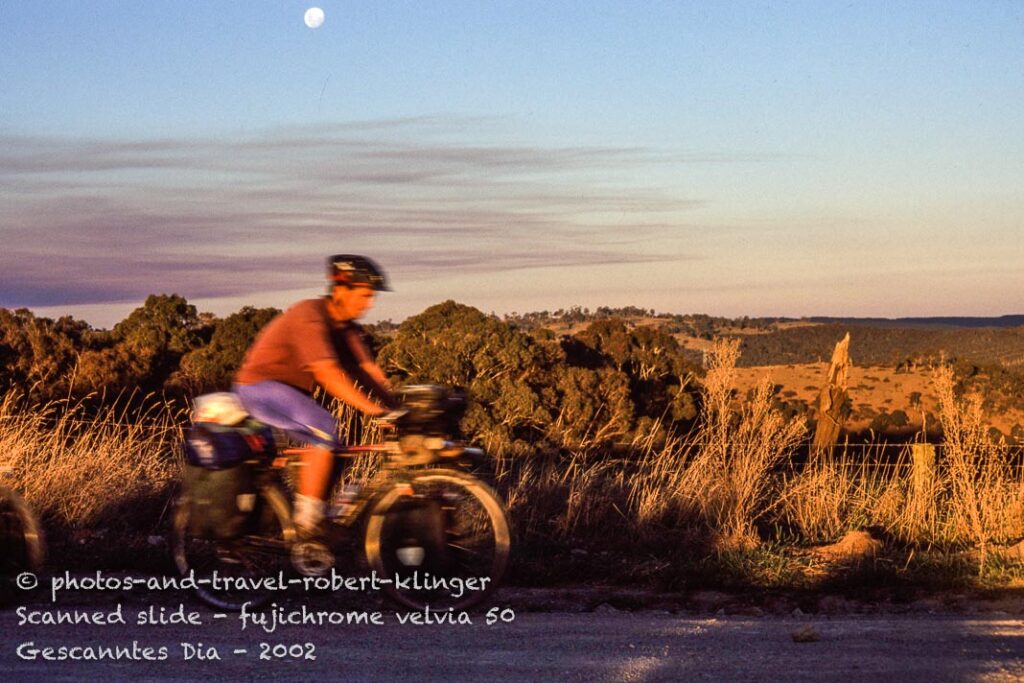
xmin=182 ymin=463 xmax=257 ymax=540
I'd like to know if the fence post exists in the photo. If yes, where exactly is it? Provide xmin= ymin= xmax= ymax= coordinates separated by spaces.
xmin=911 ymin=443 xmax=937 ymax=496
xmin=906 ymin=442 xmax=937 ymax=535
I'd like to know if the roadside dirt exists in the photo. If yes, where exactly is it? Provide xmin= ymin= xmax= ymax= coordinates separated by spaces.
xmin=3 ymin=584 xmax=1024 ymax=682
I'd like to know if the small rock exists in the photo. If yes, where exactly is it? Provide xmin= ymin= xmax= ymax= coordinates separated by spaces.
xmin=792 ymin=625 xmax=820 ymax=643
xmin=594 ymin=603 xmax=619 ymax=614
xmin=715 ymin=608 xmax=726 ymax=617
xmin=812 ymin=530 xmax=882 ymax=562
xmin=792 ymin=608 xmax=805 ymax=617
xmin=992 ymin=540 xmax=1024 ymax=561
xmin=147 ymin=535 xmax=163 ymax=546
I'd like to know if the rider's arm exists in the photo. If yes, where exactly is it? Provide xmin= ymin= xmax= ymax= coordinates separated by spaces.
xmin=344 ymin=328 xmax=397 ymax=406
xmin=360 ymin=358 xmax=391 ymax=391
xmin=308 ymin=360 xmax=389 ymax=416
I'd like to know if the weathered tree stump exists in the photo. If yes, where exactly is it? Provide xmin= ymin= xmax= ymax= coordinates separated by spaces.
xmin=813 ymin=333 xmax=851 ymax=458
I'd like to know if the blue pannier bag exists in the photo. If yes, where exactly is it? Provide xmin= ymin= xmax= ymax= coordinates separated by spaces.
xmin=181 ymin=419 xmax=275 ymax=539
xmin=183 ymin=419 xmax=275 ymax=469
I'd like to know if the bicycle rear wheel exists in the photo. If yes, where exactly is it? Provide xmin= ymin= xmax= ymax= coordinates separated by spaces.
xmin=0 ymin=485 xmax=44 ymax=605
xmin=364 ymin=469 xmax=510 ymax=611
xmin=170 ymin=484 xmax=295 ymax=611
xmin=0 ymin=485 xmax=44 ymax=573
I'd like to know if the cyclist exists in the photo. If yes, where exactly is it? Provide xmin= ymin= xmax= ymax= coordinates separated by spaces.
xmin=233 ymin=255 xmax=396 ymax=538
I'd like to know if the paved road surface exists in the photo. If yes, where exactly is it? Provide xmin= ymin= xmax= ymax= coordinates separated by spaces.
xmin=5 ymin=602 xmax=1024 ymax=680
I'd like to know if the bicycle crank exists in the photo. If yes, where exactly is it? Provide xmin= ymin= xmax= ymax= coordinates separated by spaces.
xmin=291 ymin=541 xmax=335 ymax=577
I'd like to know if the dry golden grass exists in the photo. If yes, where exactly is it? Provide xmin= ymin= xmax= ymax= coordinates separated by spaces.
xmin=506 ymin=339 xmax=809 ymax=551
xmin=776 ymin=364 xmax=1024 ymax=571
xmin=686 ymin=339 xmax=807 ymax=549
xmin=1 ymin=343 xmax=1021 ymax=587
xmin=779 ymin=444 xmax=941 ymax=546
xmin=0 ymin=391 xmax=182 ymax=529
xmin=626 ymin=422 xmax=696 ymax=530
xmin=933 ymin=364 xmax=1024 ymax=566
xmin=731 ymin=360 xmax=1024 ymax=437
xmin=780 ymin=453 xmax=872 ymax=543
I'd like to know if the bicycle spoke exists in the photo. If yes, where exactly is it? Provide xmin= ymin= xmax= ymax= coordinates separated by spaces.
xmin=171 ymin=487 xmax=295 ymax=611
xmin=365 ymin=469 xmax=510 ymax=611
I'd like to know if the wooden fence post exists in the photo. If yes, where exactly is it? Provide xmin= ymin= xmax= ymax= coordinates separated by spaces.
xmin=911 ymin=443 xmax=937 ymax=492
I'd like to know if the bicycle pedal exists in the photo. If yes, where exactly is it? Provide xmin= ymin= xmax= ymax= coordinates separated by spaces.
xmin=291 ymin=541 xmax=335 ymax=577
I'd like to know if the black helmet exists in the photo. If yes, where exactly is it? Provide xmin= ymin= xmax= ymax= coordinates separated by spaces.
xmin=327 ymin=254 xmax=391 ymax=291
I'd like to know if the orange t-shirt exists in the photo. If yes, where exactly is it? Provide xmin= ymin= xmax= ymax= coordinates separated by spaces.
xmin=235 ymin=298 xmax=343 ymax=392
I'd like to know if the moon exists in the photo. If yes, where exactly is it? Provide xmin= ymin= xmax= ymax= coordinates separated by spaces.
xmin=304 ymin=7 xmax=325 ymax=29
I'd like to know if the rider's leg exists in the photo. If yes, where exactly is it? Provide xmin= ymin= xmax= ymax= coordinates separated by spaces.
xmin=293 ymin=446 xmax=333 ymax=531
xmin=297 ymin=446 xmax=334 ymax=499
xmin=232 ymin=382 xmax=342 ymax=534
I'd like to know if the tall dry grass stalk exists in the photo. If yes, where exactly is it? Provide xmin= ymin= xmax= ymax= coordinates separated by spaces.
xmin=326 ymin=396 xmax=386 ymax=486
xmin=626 ymin=420 xmax=697 ymax=530
xmin=682 ymin=339 xmax=806 ymax=548
xmin=780 ymin=443 xmax=939 ymax=544
xmin=780 ymin=451 xmax=867 ymax=543
xmin=933 ymin=364 xmax=1024 ymax=567
xmin=0 ymin=391 xmax=182 ymax=529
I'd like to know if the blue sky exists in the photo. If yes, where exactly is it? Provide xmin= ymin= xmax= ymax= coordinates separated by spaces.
xmin=2 ymin=1 xmax=1022 ymax=326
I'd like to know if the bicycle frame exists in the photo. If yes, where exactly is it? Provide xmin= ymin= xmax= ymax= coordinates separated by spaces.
xmin=275 ymin=437 xmax=477 ymax=530
xmin=173 ymin=433 xmax=510 ymax=611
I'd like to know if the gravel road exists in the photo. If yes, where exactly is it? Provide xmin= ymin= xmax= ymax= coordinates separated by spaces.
xmin=2 ymin=582 xmax=1023 ymax=682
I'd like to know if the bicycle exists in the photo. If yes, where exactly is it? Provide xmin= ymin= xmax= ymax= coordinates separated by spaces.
xmin=169 ymin=385 xmax=511 ymax=612
xmin=0 ymin=467 xmax=45 ymax=601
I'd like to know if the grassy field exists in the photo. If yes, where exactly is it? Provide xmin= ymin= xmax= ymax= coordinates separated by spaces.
xmin=2 ymin=340 xmax=1024 ymax=595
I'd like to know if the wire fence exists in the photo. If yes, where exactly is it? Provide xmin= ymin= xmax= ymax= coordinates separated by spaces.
xmin=810 ymin=441 xmax=1024 ymax=467
xmin=4 ymin=410 xmax=1024 ymax=473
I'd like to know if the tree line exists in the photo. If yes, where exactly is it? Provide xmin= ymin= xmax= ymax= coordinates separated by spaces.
xmin=0 ymin=296 xmax=702 ymax=455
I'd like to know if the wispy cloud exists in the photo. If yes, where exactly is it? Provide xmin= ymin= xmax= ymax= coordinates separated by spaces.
xmin=0 ymin=116 xmax=756 ymax=308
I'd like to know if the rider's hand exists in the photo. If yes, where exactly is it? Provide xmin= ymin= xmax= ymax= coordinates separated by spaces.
xmin=374 ymin=409 xmax=407 ymax=432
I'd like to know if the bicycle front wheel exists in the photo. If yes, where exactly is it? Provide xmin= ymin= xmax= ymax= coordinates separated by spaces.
xmin=170 ymin=483 xmax=295 ymax=611
xmin=364 ymin=469 xmax=511 ymax=611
